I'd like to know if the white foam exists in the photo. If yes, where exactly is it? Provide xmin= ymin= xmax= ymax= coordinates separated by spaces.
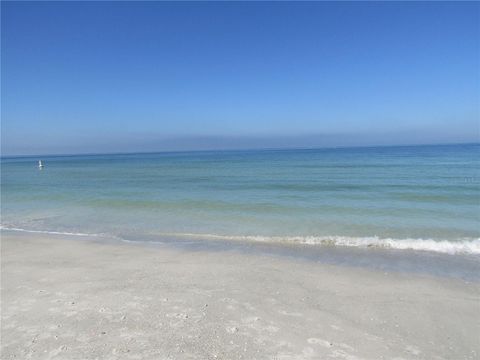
xmin=0 ymin=225 xmax=102 ymax=238
xmin=157 ymin=232 xmax=480 ymax=255
xmin=2 ymin=225 xmax=479 ymax=255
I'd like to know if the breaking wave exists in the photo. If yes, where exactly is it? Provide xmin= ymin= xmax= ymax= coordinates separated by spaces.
xmin=2 ymin=225 xmax=479 ymax=255
xmin=156 ymin=232 xmax=480 ymax=255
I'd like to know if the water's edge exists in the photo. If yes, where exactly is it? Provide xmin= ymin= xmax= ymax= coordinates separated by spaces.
xmin=2 ymin=227 xmax=479 ymax=282
xmin=1 ymin=225 xmax=479 ymax=255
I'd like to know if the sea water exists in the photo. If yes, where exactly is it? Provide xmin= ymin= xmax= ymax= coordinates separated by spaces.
xmin=1 ymin=144 xmax=479 ymax=255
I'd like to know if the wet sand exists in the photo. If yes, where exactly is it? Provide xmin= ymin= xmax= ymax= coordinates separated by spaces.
xmin=2 ymin=232 xmax=479 ymax=360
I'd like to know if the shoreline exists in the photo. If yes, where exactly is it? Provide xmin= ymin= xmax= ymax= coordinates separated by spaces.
xmin=2 ymin=228 xmax=480 ymax=282
xmin=2 ymin=232 xmax=479 ymax=359
xmin=2 ymin=225 xmax=479 ymax=256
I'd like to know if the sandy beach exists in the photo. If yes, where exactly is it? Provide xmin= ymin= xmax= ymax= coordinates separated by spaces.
xmin=1 ymin=232 xmax=479 ymax=360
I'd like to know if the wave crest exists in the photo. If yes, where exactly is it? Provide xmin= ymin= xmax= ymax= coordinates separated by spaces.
xmin=157 ymin=232 xmax=480 ymax=255
xmin=2 ymin=225 xmax=479 ymax=255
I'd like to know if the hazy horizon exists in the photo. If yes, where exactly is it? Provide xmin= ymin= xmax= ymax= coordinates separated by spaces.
xmin=2 ymin=138 xmax=478 ymax=158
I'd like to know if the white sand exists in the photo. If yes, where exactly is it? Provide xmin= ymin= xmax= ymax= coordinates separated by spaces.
xmin=1 ymin=232 xmax=479 ymax=360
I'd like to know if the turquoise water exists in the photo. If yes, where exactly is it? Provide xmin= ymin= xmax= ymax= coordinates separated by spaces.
xmin=1 ymin=144 xmax=479 ymax=254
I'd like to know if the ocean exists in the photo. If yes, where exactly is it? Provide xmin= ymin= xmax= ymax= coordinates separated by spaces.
xmin=1 ymin=143 xmax=479 ymax=256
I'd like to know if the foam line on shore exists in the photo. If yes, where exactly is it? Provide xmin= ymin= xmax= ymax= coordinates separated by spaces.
xmin=0 ymin=225 xmax=102 ymax=238
xmin=2 ymin=225 xmax=479 ymax=255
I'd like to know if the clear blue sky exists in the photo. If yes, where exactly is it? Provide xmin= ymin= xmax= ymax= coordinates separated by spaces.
xmin=2 ymin=1 xmax=479 ymax=155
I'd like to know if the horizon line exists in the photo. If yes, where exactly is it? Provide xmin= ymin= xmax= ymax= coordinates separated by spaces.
xmin=1 ymin=141 xmax=478 ymax=159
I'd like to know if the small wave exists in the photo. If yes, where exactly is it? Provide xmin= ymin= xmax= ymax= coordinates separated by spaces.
xmin=156 ymin=232 xmax=480 ymax=255
xmin=2 ymin=225 xmax=479 ymax=255
xmin=0 ymin=225 xmax=102 ymax=238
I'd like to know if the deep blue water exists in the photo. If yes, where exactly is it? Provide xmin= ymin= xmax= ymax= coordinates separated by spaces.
xmin=1 ymin=144 xmax=479 ymax=254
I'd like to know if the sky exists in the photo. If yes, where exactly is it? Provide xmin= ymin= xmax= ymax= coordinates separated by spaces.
xmin=2 ymin=1 xmax=479 ymax=155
